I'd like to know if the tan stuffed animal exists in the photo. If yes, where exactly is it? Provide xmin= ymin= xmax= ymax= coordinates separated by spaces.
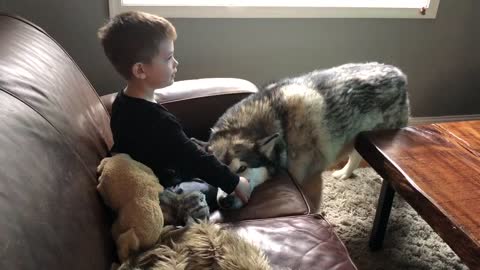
xmin=97 ymin=153 xmax=165 ymax=262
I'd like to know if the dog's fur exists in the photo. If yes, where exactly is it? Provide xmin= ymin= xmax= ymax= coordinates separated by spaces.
xmin=207 ymin=62 xmax=410 ymax=208
xmin=116 ymin=222 xmax=272 ymax=270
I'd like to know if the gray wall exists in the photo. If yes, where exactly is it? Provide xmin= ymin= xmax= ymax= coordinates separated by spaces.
xmin=3 ymin=0 xmax=479 ymax=117
xmin=3 ymin=0 xmax=124 ymax=95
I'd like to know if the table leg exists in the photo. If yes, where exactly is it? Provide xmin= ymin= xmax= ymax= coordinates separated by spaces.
xmin=369 ymin=179 xmax=395 ymax=251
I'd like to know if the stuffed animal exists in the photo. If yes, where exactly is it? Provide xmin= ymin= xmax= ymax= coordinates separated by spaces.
xmin=117 ymin=222 xmax=272 ymax=270
xmin=97 ymin=153 xmax=165 ymax=262
xmin=160 ymin=189 xmax=210 ymax=226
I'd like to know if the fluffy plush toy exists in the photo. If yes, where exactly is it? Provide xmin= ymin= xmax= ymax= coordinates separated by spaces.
xmin=117 ymin=222 xmax=272 ymax=270
xmin=97 ymin=154 xmax=165 ymax=262
xmin=159 ymin=189 xmax=210 ymax=226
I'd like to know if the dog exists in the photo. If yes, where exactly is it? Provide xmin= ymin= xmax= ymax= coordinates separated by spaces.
xmin=206 ymin=62 xmax=410 ymax=209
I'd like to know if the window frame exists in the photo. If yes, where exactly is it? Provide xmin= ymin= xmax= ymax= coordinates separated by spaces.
xmin=108 ymin=0 xmax=440 ymax=19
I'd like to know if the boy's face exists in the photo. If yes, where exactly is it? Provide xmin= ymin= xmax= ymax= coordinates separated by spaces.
xmin=142 ymin=39 xmax=178 ymax=89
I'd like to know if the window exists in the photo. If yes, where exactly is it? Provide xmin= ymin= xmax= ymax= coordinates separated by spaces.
xmin=109 ymin=0 xmax=440 ymax=18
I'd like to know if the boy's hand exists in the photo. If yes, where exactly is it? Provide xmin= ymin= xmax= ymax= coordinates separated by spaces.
xmin=233 ymin=176 xmax=251 ymax=205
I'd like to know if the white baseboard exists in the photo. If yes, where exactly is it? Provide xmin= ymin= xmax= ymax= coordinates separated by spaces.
xmin=408 ymin=114 xmax=480 ymax=126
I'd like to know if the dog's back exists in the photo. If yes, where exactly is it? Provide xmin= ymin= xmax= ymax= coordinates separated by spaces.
xmin=258 ymin=62 xmax=409 ymax=168
xmin=314 ymin=62 xmax=409 ymax=136
xmin=304 ymin=62 xmax=409 ymax=163
xmin=209 ymin=63 xmax=410 ymax=207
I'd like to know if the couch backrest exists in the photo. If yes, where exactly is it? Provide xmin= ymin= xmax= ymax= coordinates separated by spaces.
xmin=0 ymin=14 xmax=114 ymax=269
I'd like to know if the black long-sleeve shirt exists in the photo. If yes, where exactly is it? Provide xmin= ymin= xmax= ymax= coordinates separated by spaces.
xmin=109 ymin=89 xmax=239 ymax=193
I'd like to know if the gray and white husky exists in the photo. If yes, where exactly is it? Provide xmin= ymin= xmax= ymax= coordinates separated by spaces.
xmin=207 ymin=62 xmax=410 ymax=209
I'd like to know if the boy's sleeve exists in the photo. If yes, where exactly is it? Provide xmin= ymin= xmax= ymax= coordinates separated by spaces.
xmin=153 ymin=114 xmax=240 ymax=194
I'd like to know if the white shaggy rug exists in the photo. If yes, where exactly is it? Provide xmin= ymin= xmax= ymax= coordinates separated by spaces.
xmin=321 ymin=168 xmax=468 ymax=270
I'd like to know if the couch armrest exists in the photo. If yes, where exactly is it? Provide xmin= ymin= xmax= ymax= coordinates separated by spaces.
xmin=100 ymin=78 xmax=258 ymax=140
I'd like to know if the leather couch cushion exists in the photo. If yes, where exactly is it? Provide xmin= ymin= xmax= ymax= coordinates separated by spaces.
xmin=211 ymin=171 xmax=311 ymax=223
xmin=225 ymin=214 xmax=357 ymax=270
xmin=0 ymin=14 xmax=112 ymax=172
xmin=0 ymin=14 xmax=114 ymax=270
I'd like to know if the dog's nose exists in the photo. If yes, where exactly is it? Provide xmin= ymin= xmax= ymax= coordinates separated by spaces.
xmin=218 ymin=195 xmax=235 ymax=209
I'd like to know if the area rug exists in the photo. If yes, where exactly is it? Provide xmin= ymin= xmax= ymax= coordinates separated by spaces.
xmin=320 ymin=168 xmax=468 ymax=270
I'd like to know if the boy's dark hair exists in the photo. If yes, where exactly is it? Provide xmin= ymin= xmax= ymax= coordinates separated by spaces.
xmin=98 ymin=11 xmax=177 ymax=80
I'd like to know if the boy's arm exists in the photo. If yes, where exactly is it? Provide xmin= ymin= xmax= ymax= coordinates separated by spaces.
xmin=154 ymin=114 xmax=240 ymax=194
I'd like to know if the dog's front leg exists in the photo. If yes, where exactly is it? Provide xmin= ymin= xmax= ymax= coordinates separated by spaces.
xmin=287 ymin=152 xmax=312 ymax=184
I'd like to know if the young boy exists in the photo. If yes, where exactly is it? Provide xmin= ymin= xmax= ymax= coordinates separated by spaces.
xmin=98 ymin=11 xmax=250 ymax=208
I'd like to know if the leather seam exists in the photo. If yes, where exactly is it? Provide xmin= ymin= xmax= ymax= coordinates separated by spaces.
xmin=286 ymin=170 xmax=312 ymax=214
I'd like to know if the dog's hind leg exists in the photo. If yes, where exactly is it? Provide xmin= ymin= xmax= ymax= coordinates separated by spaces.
xmin=332 ymin=149 xmax=362 ymax=180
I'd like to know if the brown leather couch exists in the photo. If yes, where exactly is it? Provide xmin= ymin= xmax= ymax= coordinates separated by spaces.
xmin=0 ymin=13 xmax=357 ymax=270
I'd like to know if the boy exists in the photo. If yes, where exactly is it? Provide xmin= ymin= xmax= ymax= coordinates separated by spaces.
xmin=98 ymin=11 xmax=250 ymax=209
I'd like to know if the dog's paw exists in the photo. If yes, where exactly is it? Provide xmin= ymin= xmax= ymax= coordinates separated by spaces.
xmin=332 ymin=169 xmax=353 ymax=180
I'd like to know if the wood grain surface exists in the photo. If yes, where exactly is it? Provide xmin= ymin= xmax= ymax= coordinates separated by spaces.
xmin=356 ymin=120 xmax=480 ymax=269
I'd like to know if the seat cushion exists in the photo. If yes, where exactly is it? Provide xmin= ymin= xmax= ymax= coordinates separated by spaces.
xmin=224 ymin=214 xmax=357 ymax=270
xmin=211 ymin=171 xmax=312 ymax=223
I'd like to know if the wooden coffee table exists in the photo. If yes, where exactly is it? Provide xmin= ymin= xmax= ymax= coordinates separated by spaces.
xmin=355 ymin=120 xmax=480 ymax=269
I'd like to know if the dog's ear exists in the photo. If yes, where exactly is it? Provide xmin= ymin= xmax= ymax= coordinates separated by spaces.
xmin=257 ymin=133 xmax=281 ymax=158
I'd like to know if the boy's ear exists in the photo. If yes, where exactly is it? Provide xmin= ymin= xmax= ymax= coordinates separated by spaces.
xmin=131 ymin=62 xmax=147 ymax=80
